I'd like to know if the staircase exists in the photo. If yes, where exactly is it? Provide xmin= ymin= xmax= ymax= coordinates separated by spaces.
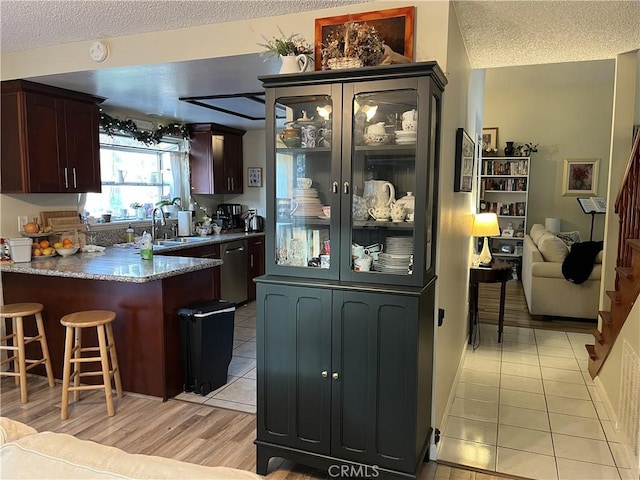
xmin=587 ymin=131 xmax=640 ymax=378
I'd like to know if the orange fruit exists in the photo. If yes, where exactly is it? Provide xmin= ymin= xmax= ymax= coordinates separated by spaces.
xmin=23 ymin=222 xmax=39 ymax=233
xmin=39 ymin=240 xmax=50 ymax=249
xmin=62 ymin=238 xmax=73 ymax=246
xmin=33 ymin=249 xmax=42 ymax=256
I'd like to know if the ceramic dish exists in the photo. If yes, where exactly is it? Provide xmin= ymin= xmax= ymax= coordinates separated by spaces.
xmin=32 ymin=253 xmax=57 ymax=259
xmin=19 ymin=231 xmax=50 ymax=238
xmin=56 ymin=246 xmax=79 ymax=256
xmin=364 ymin=133 xmax=393 ymax=145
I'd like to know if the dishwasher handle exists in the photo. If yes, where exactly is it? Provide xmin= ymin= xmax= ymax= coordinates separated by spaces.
xmin=224 ymin=246 xmax=245 ymax=254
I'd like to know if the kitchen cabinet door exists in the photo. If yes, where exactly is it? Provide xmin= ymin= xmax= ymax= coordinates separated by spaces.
xmin=189 ymin=124 xmax=245 ymax=195
xmin=62 ymin=99 xmax=101 ymax=192
xmin=247 ymin=236 xmax=265 ymax=301
xmin=0 ymin=80 xmax=103 ymax=194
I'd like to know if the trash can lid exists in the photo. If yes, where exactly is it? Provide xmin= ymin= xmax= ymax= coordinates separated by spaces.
xmin=178 ymin=300 xmax=236 ymax=317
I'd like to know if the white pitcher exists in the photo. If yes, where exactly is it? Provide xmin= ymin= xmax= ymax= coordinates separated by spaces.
xmin=364 ymin=180 xmax=395 ymax=207
xmin=279 ymin=54 xmax=310 ymax=74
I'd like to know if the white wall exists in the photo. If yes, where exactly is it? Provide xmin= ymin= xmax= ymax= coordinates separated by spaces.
xmin=432 ymin=2 xmax=478 ymax=429
xmin=484 ymin=61 xmax=615 ymax=241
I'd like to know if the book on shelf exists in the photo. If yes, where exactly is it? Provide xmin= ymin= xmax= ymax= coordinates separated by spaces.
xmin=577 ymin=197 xmax=606 ymax=214
xmin=482 ymin=159 xmax=529 ymax=176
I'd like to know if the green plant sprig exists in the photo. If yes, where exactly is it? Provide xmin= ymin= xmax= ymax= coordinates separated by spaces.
xmin=258 ymin=27 xmax=313 ymax=57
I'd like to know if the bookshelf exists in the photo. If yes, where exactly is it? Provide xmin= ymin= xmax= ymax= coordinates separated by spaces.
xmin=478 ymin=156 xmax=530 ymax=269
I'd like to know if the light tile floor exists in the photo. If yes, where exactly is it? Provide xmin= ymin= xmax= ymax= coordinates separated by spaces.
xmin=174 ymin=301 xmax=257 ymax=414
xmin=438 ymin=323 xmax=637 ymax=480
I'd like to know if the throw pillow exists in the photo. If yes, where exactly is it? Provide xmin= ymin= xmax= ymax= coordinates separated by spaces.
xmin=538 ymin=233 xmax=569 ymax=262
xmin=530 ymin=224 xmax=547 ymax=245
xmin=556 ymin=231 xmax=582 ymax=247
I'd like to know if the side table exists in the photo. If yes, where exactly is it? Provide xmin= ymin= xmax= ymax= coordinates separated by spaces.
xmin=468 ymin=261 xmax=513 ymax=345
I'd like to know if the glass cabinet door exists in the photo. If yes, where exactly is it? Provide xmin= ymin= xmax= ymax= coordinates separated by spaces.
xmin=271 ymin=91 xmax=339 ymax=278
xmin=341 ymin=83 xmax=424 ymax=284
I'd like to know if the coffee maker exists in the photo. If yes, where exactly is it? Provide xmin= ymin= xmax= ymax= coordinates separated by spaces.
xmin=217 ymin=203 xmax=244 ymax=230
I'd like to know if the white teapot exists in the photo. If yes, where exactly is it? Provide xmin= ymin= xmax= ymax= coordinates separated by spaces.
xmin=368 ymin=205 xmax=391 ymax=221
xmin=390 ymin=203 xmax=406 ymax=221
xmin=402 ymin=109 xmax=417 ymax=121
xmin=366 ymin=122 xmax=386 ymax=135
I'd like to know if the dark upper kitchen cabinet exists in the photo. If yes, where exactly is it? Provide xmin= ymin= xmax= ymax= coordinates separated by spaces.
xmin=189 ymin=123 xmax=245 ymax=195
xmin=1 ymin=80 xmax=103 ymax=193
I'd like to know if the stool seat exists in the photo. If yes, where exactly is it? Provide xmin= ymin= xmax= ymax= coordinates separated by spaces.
xmin=60 ymin=310 xmax=123 ymax=420
xmin=0 ymin=302 xmax=55 ymax=403
xmin=60 ymin=310 xmax=116 ymax=328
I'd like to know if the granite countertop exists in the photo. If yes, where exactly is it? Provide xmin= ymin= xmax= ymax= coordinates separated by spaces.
xmin=0 ymin=247 xmax=222 ymax=283
xmin=1 ymin=231 xmax=264 ymax=283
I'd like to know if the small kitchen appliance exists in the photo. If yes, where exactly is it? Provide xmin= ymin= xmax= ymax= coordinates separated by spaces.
xmin=244 ymin=209 xmax=265 ymax=232
xmin=217 ymin=203 xmax=244 ymax=230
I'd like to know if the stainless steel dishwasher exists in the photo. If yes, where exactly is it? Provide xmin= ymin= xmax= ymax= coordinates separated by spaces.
xmin=220 ymin=240 xmax=247 ymax=305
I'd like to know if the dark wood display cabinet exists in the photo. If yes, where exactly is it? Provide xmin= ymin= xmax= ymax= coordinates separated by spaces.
xmin=255 ymin=62 xmax=446 ymax=480
xmin=1 ymin=79 xmax=104 ymax=193
xmin=188 ymin=123 xmax=245 ymax=194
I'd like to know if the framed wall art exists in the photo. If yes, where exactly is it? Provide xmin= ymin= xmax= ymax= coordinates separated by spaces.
xmin=314 ymin=6 xmax=415 ymax=70
xmin=562 ymin=158 xmax=599 ymax=196
xmin=247 ymin=167 xmax=262 ymax=187
xmin=454 ymin=127 xmax=475 ymax=192
xmin=481 ymin=127 xmax=499 ymax=153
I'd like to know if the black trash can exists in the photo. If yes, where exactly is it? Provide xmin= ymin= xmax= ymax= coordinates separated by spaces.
xmin=177 ymin=300 xmax=236 ymax=396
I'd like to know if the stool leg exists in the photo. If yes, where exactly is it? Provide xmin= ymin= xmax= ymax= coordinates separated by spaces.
xmin=97 ymin=324 xmax=115 ymax=416
xmin=73 ymin=327 xmax=82 ymax=402
xmin=105 ymin=323 xmax=123 ymax=398
xmin=11 ymin=317 xmax=19 ymax=387
xmin=61 ymin=326 xmax=74 ymax=420
xmin=15 ymin=317 xmax=28 ymax=403
xmin=34 ymin=312 xmax=55 ymax=387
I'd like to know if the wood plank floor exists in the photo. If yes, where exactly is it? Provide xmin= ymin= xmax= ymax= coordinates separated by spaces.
xmin=0 ymin=376 xmax=519 ymax=480
xmin=478 ymin=280 xmax=596 ymax=333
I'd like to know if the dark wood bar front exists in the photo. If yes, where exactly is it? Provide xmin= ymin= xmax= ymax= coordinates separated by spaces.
xmin=2 ymin=268 xmax=218 ymax=400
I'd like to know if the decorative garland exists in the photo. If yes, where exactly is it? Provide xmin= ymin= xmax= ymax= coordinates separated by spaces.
xmin=99 ymin=111 xmax=190 ymax=145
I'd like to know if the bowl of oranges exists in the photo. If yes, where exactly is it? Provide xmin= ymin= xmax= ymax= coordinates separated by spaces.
xmin=32 ymin=239 xmax=56 ymax=258
xmin=53 ymin=237 xmax=78 ymax=257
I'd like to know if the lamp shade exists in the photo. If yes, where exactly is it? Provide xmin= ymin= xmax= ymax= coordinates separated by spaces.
xmin=472 ymin=213 xmax=500 ymax=237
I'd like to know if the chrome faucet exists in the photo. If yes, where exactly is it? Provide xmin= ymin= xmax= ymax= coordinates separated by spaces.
xmin=151 ymin=207 xmax=166 ymax=240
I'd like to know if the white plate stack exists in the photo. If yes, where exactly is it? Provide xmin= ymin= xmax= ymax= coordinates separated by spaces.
xmin=374 ymin=237 xmax=413 ymax=274
xmin=292 ymin=188 xmax=324 ymax=217
xmin=394 ymin=130 xmax=417 ymax=145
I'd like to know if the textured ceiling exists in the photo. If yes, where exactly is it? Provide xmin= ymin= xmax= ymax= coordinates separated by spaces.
xmin=453 ymin=0 xmax=640 ymax=68
xmin=1 ymin=0 xmax=638 ymax=129
xmin=0 ymin=0 xmax=369 ymax=53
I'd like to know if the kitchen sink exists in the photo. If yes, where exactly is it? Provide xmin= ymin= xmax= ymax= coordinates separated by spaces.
xmin=152 ymin=237 xmax=212 ymax=247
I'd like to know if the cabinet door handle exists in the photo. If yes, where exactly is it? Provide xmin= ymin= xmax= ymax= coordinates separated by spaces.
xmin=343 ymin=182 xmax=350 ymax=194
xmin=332 ymin=181 xmax=339 ymax=194
xmin=332 ymin=372 xmax=339 ymax=380
xmin=321 ymin=371 xmax=328 ymax=378
xmin=63 ymin=168 xmax=69 ymax=188
xmin=72 ymin=168 xmax=77 ymax=188
xmin=250 ymin=254 xmax=254 ymax=268
xmin=231 ymin=177 xmax=234 ymax=191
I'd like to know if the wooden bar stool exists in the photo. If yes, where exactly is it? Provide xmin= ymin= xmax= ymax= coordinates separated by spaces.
xmin=60 ymin=310 xmax=123 ymax=420
xmin=0 ymin=303 xmax=55 ymax=403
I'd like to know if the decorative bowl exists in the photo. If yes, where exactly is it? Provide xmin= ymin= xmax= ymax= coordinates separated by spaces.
xmin=363 ymin=133 xmax=392 ymax=146
xmin=56 ymin=246 xmax=79 ymax=256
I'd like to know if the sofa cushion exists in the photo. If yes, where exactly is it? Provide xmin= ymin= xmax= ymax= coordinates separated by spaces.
xmin=556 ymin=230 xmax=582 ymax=246
xmin=530 ymin=224 xmax=547 ymax=245
xmin=538 ymin=233 xmax=569 ymax=262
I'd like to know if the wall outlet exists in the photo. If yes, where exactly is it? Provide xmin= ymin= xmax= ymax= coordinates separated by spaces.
xmin=17 ymin=216 xmax=28 ymax=231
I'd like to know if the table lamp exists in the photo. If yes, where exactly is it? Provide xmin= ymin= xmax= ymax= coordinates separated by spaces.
xmin=472 ymin=212 xmax=500 ymax=265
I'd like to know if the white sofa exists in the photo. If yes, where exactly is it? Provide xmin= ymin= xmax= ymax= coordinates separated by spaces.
xmin=0 ymin=417 xmax=262 ymax=479
xmin=521 ymin=224 xmax=602 ymax=319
